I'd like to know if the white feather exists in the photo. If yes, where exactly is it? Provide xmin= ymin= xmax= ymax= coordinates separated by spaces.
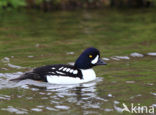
xmin=59 ymin=67 xmax=63 ymax=70
xmin=69 ymin=69 xmax=74 ymax=73
xmin=63 ymin=68 xmax=67 ymax=71
xmin=91 ymin=55 xmax=99 ymax=64
xmin=46 ymin=69 xmax=96 ymax=84
xmin=73 ymin=70 xmax=78 ymax=74
xmin=66 ymin=68 xmax=70 ymax=72
xmin=56 ymin=71 xmax=65 ymax=75
xmin=48 ymin=72 xmax=55 ymax=74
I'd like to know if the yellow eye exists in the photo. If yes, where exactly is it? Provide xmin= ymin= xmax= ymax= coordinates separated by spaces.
xmin=89 ymin=55 xmax=93 ymax=58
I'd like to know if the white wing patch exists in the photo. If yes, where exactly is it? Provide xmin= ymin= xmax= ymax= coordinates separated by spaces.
xmin=51 ymin=67 xmax=55 ymax=70
xmin=63 ymin=68 xmax=67 ymax=71
xmin=49 ymin=72 xmax=55 ymax=74
xmin=49 ymin=66 xmax=79 ymax=76
xmin=73 ymin=70 xmax=78 ymax=74
xmin=59 ymin=67 xmax=63 ymax=70
xmin=91 ymin=55 xmax=99 ymax=64
xmin=66 ymin=68 xmax=70 ymax=72
xmin=69 ymin=69 xmax=74 ymax=73
xmin=56 ymin=71 xmax=65 ymax=75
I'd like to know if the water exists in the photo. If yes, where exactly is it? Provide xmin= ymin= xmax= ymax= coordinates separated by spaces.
xmin=0 ymin=9 xmax=156 ymax=114
xmin=0 ymin=53 xmax=155 ymax=114
xmin=0 ymin=73 xmax=107 ymax=114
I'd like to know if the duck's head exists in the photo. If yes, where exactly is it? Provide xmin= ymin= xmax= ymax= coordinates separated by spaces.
xmin=74 ymin=47 xmax=107 ymax=69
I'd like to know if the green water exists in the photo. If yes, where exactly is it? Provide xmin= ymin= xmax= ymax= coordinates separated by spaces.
xmin=0 ymin=9 xmax=156 ymax=115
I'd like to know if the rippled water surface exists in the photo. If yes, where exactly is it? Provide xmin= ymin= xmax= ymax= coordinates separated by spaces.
xmin=0 ymin=9 xmax=156 ymax=114
xmin=0 ymin=73 xmax=106 ymax=114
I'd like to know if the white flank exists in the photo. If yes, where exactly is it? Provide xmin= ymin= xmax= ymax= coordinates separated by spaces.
xmin=91 ymin=55 xmax=99 ymax=64
xmin=47 ymin=69 xmax=96 ymax=84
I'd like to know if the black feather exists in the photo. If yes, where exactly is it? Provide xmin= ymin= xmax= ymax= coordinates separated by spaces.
xmin=10 ymin=64 xmax=82 ymax=82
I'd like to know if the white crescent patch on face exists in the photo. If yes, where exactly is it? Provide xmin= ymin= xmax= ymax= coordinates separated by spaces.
xmin=91 ymin=55 xmax=99 ymax=64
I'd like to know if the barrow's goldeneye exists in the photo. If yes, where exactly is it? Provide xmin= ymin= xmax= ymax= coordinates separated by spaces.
xmin=10 ymin=47 xmax=107 ymax=84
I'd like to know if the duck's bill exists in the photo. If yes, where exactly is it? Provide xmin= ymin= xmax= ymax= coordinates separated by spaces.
xmin=96 ymin=58 xmax=107 ymax=65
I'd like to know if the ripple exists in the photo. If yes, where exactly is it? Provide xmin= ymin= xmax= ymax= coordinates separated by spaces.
xmin=111 ymin=56 xmax=130 ymax=60
xmin=31 ymin=108 xmax=42 ymax=112
xmin=114 ymin=100 xmax=120 ymax=104
xmin=27 ymin=55 xmax=34 ymax=58
xmin=36 ymin=105 xmax=44 ymax=108
xmin=130 ymin=52 xmax=144 ymax=57
xmin=126 ymin=81 xmax=135 ymax=84
xmin=66 ymin=52 xmax=74 ymax=55
xmin=150 ymin=92 xmax=156 ymax=96
xmin=7 ymin=63 xmax=25 ymax=69
xmin=55 ymin=105 xmax=70 ymax=110
xmin=1 ymin=57 xmax=25 ymax=69
xmin=147 ymin=52 xmax=156 ymax=56
xmin=68 ymin=62 xmax=75 ymax=65
xmin=130 ymin=94 xmax=142 ymax=99
xmin=114 ymin=105 xmax=123 ymax=113
xmin=0 ymin=72 xmax=23 ymax=89
xmin=83 ymin=103 xmax=100 ymax=109
xmin=41 ymin=97 xmax=48 ymax=100
xmin=146 ymin=83 xmax=154 ymax=86
xmin=46 ymin=107 xmax=57 ymax=111
xmin=1 ymin=57 xmax=10 ymax=63
xmin=0 ymin=94 xmax=11 ymax=100
xmin=102 ymin=57 xmax=110 ymax=61
xmin=108 ymin=93 xmax=113 ymax=97
xmin=152 ymin=104 xmax=156 ymax=108
xmin=0 ymin=75 xmax=111 ymax=114
xmin=30 ymin=88 xmax=39 ymax=91
xmin=104 ymin=108 xmax=113 ymax=112
xmin=0 ymin=72 xmax=23 ymax=78
xmin=1 ymin=106 xmax=28 ymax=114
xmin=26 ymin=97 xmax=33 ymax=100
xmin=84 ymin=111 xmax=98 ymax=115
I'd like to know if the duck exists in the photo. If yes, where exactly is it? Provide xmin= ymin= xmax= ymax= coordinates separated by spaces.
xmin=10 ymin=47 xmax=107 ymax=84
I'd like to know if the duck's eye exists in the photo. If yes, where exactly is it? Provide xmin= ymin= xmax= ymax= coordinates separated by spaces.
xmin=89 ymin=55 xmax=93 ymax=58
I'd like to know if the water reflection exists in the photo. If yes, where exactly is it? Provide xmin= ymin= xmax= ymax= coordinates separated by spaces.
xmin=0 ymin=72 xmax=109 ymax=114
xmin=0 ymin=71 xmax=155 ymax=114
xmin=1 ymin=106 xmax=28 ymax=114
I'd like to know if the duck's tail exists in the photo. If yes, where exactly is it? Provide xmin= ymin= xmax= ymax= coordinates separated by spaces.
xmin=10 ymin=72 xmax=40 ymax=82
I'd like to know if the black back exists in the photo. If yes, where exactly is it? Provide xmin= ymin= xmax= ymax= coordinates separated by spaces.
xmin=10 ymin=64 xmax=83 ymax=82
xmin=33 ymin=64 xmax=83 ymax=80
